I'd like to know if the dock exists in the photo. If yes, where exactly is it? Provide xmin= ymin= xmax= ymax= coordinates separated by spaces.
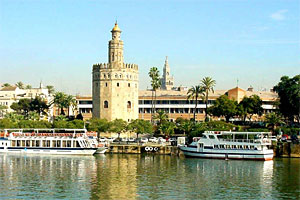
xmin=106 ymin=144 xmax=179 ymax=155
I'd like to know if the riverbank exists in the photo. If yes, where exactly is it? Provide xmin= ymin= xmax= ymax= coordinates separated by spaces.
xmin=106 ymin=144 xmax=179 ymax=155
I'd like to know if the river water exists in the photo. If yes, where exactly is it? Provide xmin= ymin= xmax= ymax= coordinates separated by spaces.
xmin=0 ymin=154 xmax=299 ymax=200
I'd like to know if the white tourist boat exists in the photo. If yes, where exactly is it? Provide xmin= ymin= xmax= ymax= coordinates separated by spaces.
xmin=179 ymin=131 xmax=274 ymax=161
xmin=0 ymin=129 xmax=98 ymax=155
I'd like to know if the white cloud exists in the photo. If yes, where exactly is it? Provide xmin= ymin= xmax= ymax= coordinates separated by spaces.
xmin=270 ymin=9 xmax=288 ymax=21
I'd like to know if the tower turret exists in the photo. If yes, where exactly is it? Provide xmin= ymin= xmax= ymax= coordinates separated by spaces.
xmin=108 ymin=22 xmax=124 ymax=66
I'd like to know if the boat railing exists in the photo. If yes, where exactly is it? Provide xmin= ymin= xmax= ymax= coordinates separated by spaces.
xmin=219 ymin=138 xmax=271 ymax=144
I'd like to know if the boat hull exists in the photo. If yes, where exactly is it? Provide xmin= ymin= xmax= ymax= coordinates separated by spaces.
xmin=179 ymin=146 xmax=273 ymax=161
xmin=95 ymin=147 xmax=108 ymax=154
xmin=0 ymin=147 xmax=97 ymax=155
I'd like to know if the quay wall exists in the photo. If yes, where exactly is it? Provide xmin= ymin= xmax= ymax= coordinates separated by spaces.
xmin=275 ymin=142 xmax=300 ymax=158
xmin=107 ymin=144 xmax=179 ymax=155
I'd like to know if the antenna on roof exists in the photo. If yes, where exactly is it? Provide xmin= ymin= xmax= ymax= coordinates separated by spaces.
xmin=237 ymin=78 xmax=239 ymax=88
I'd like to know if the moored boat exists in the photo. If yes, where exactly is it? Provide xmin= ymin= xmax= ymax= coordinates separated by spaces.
xmin=179 ymin=131 xmax=274 ymax=161
xmin=0 ymin=129 xmax=98 ymax=155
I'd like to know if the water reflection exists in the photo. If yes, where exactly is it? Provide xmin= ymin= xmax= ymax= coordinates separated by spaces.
xmin=0 ymin=154 xmax=299 ymax=200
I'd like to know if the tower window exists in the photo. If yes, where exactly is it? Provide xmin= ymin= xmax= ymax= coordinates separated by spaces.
xmin=105 ymin=83 xmax=108 ymax=87
xmin=127 ymin=101 xmax=131 ymax=109
xmin=104 ymin=101 xmax=109 ymax=108
xmin=117 ymin=83 xmax=119 ymax=87
xmin=128 ymin=83 xmax=130 ymax=87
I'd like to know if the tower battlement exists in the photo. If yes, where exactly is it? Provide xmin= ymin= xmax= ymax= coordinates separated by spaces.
xmin=93 ymin=63 xmax=138 ymax=71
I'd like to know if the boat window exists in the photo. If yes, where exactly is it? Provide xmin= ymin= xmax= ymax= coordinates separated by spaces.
xmin=12 ymin=140 xmax=16 ymax=147
xmin=57 ymin=140 xmax=61 ymax=147
xmin=22 ymin=140 xmax=25 ymax=147
xmin=214 ymin=145 xmax=218 ymax=149
xmin=250 ymin=146 xmax=254 ymax=149
xmin=67 ymin=141 xmax=71 ymax=147
xmin=219 ymin=145 xmax=225 ymax=149
xmin=232 ymin=145 xmax=236 ymax=149
xmin=209 ymin=135 xmax=215 ymax=139
xmin=36 ymin=140 xmax=40 ymax=147
xmin=226 ymin=145 xmax=230 ymax=149
xmin=62 ymin=140 xmax=66 ymax=147
xmin=52 ymin=140 xmax=56 ymax=147
xmin=32 ymin=141 xmax=36 ymax=147
xmin=26 ymin=140 xmax=30 ymax=147
xmin=76 ymin=141 xmax=80 ymax=147
xmin=17 ymin=140 xmax=21 ymax=147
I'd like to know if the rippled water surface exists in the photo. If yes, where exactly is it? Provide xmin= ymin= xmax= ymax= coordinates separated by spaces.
xmin=0 ymin=154 xmax=299 ymax=199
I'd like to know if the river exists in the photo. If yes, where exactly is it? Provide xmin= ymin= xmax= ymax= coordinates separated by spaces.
xmin=0 ymin=154 xmax=299 ymax=199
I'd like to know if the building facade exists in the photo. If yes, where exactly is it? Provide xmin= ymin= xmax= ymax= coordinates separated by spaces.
xmin=92 ymin=23 xmax=139 ymax=122
xmin=0 ymin=85 xmax=53 ymax=120
xmin=77 ymin=86 xmax=277 ymax=121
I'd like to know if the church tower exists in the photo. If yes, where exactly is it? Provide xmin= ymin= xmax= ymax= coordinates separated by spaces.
xmin=161 ymin=56 xmax=174 ymax=90
xmin=92 ymin=22 xmax=139 ymax=121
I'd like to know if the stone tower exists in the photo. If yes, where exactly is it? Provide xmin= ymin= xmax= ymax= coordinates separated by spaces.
xmin=161 ymin=56 xmax=174 ymax=90
xmin=92 ymin=22 xmax=139 ymax=121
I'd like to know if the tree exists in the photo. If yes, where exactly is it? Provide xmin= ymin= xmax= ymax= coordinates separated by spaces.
xmin=25 ymin=85 xmax=32 ymax=89
xmin=109 ymin=119 xmax=128 ymax=140
xmin=238 ymin=95 xmax=263 ymax=121
xmin=209 ymin=95 xmax=238 ymax=122
xmin=158 ymin=121 xmax=176 ymax=137
xmin=148 ymin=67 xmax=161 ymax=123
xmin=264 ymin=112 xmax=284 ymax=135
xmin=154 ymin=109 xmax=168 ymax=126
xmin=46 ymin=85 xmax=55 ymax=95
xmin=187 ymin=85 xmax=205 ymax=121
xmin=128 ymin=119 xmax=153 ymax=139
xmin=201 ymin=77 xmax=216 ymax=119
xmin=53 ymin=92 xmax=68 ymax=115
xmin=88 ymin=118 xmax=110 ymax=139
xmin=3 ymin=83 xmax=11 ymax=87
xmin=176 ymin=118 xmax=193 ymax=135
xmin=30 ymin=96 xmax=49 ymax=116
xmin=10 ymin=99 xmax=31 ymax=117
xmin=15 ymin=81 xmax=24 ymax=89
xmin=65 ymin=95 xmax=77 ymax=117
xmin=273 ymin=75 xmax=300 ymax=124
xmin=0 ymin=105 xmax=7 ymax=118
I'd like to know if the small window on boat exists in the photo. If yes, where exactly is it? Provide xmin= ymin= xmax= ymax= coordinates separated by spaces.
xmin=17 ymin=140 xmax=21 ymax=147
xmin=250 ymin=146 xmax=254 ymax=149
xmin=57 ymin=140 xmax=61 ymax=147
xmin=219 ymin=145 xmax=225 ymax=149
xmin=67 ymin=141 xmax=71 ymax=147
xmin=26 ymin=140 xmax=30 ymax=147
xmin=226 ymin=145 xmax=230 ymax=149
xmin=214 ymin=145 xmax=218 ymax=149
xmin=232 ymin=145 xmax=237 ymax=149
xmin=209 ymin=135 xmax=215 ymax=139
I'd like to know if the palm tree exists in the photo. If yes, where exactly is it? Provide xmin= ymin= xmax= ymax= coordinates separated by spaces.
xmin=187 ymin=85 xmax=204 ymax=121
xmin=265 ymin=112 xmax=284 ymax=135
xmin=201 ymin=77 xmax=216 ymax=119
xmin=65 ymin=95 xmax=77 ymax=117
xmin=148 ymin=67 xmax=161 ymax=123
xmin=25 ymin=85 xmax=32 ymax=89
xmin=53 ymin=92 xmax=68 ymax=115
xmin=15 ymin=81 xmax=24 ymax=89
xmin=154 ymin=109 xmax=168 ymax=125
xmin=46 ymin=85 xmax=55 ymax=95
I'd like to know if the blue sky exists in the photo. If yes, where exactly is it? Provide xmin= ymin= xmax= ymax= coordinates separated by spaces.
xmin=0 ymin=0 xmax=299 ymax=95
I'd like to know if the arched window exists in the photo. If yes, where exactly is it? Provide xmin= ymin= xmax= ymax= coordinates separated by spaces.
xmin=127 ymin=101 xmax=131 ymax=109
xmin=117 ymin=83 xmax=120 ymax=87
xmin=104 ymin=101 xmax=108 ymax=108
xmin=128 ymin=83 xmax=130 ymax=87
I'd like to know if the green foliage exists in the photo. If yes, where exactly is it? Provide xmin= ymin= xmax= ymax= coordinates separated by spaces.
xmin=108 ymin=119 xmax=127 ymax=133
xmin=273 ymin=75 xmax=300 ymax=123
xmin=246 ymin=128 xmax=270 ymax=132
xmin=128 ymin=119 xmax=153 ymax=138
xmin=175 ymin=118 xmax=193 ymax=135
xmin=148 ymin=67 xmax=161 ymax=122
xmin=157 ymin=121 xmax=176 ymax=136
xmin=275 ymin=127 xmax=300 ymax=136
xmin=187 ymin=85 xmax=205 ymax=121
xmin=15 ymin=81 xmax=24 ymax=89
xmin=0 ymin=118 xmax=17 ymax=129
xmin=201 ymin=77 xmax=216 ymax=118
xmin=264 ymin=112 xmax=284 ymax=133
xmin=46 ymin=85 xmax=55 ymax=95
xmin=238 ymin=95 xmax=263 ymax=121
xmin=53 ymin=92 xmax=77 ymax=116
xmin=10 ymin=97 xmax=49 ymax=119
xmin=209 ymin=95 xmax=238 ymax=122
xmin=154 ymin=110 xmax=168 ymax=125
xmin=87 ymin=118 xmax=109 ymax=133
